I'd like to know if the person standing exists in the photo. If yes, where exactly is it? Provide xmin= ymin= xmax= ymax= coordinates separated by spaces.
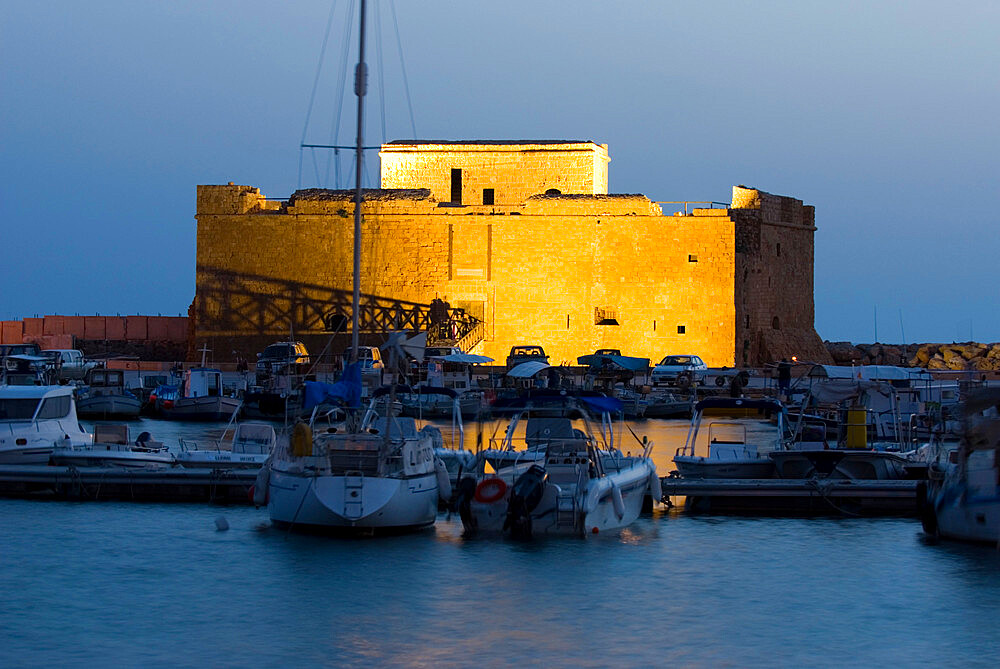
xmin=777 ymin=358 xmax=792 ymax=397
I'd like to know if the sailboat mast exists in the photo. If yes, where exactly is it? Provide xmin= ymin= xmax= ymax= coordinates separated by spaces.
xmin=350 ymin=0 xmax=368 ymax=363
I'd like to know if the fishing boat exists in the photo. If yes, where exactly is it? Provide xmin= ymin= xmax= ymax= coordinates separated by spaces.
xmin=922 ymin=389 xmax=1000 ymax=543
xmin=76 ymin=368 xmax=142 ymax=419
xmin=176 ymin=422 xmax=276 ymax=469
xmin=159 ymin=367 xmax=241 ymax=421
xmin=265 ymin=382 xmax=452 ymax=532
xmin=456 ymin=394 xmax=658 ymax=538
xmin=672 ymin=397 xmax=787 ymax=479
xmin=0 ymin=385 xmax=92 ymax=464
xmin=50 ymin=424 xmax=174 ymax=469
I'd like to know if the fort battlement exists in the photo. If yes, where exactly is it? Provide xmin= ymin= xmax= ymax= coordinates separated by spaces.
xmin=193 ymin=142 xmax=830 ymax=366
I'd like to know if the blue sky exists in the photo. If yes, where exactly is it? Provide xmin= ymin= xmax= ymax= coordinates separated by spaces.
xmin=2 ymin=1 xmax=997 ymax=344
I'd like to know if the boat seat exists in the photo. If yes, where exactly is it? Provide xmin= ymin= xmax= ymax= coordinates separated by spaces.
xmin=94 ymin=424 xmax=129 ymax=445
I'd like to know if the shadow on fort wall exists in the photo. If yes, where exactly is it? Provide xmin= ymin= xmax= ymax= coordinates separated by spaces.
xmin=192 ymin=266 xmax=480 ymax=362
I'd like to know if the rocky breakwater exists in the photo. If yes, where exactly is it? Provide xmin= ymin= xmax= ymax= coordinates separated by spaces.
xmin=825 ymin=341 xmax=1000 ymax=372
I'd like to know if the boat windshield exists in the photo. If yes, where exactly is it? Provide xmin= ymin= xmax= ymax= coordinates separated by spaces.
xmin=0 ymin=398 xmax=41 ymax=420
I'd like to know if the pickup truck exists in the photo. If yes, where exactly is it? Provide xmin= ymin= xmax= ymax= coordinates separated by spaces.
xmin=41 ymin=349 xmax=97 ymax=381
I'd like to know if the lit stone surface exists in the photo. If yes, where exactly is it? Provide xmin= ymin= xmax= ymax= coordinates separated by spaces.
xmin=194 ymin=144 xmax=830 ymax=366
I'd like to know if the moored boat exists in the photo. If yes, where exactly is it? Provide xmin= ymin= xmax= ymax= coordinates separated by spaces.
xmin=177 ymin=422 xmax=276 ymax=469
xmin=456 ymin=394 xmax=658 ymax=538
xmin=0 ymin=385 xmax=91 ymax=464
xmin=76 ymin=368 xmax=142 ymax=419
xmin=159 ymin=368 xmax=241 ymax=421
xmin=50 ymin=424 xmax=174 ymax=469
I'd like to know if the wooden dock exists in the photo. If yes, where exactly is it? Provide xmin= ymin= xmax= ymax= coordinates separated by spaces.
xmin=0 ymin=465 xmax=258 ymax=504
xmin=660 ymin=477 xmax=920 ymax=516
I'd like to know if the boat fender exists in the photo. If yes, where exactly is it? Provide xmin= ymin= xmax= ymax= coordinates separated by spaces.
xmin=252 ymin=464 xmax=270 ymax=507
xmin=474 ymin=477 xmax=508 ymax=504
xmin=610 ymin=482 xmax=625 ymax=520
xmin=434 ymin=457 xmax=452 ymax=502
xmin=291 ymin=422 xmax=312 ymax=457
xmin=647 ymin=470 xmax=662 ymax=504
xmin=503 ymin=465 xmax=548 ymax=538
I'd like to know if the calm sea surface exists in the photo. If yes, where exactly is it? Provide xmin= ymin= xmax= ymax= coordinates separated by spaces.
xmin=2 ymin=417 xmax=1000 ymax=667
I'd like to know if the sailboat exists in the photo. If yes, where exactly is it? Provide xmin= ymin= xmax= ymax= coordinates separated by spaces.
xmin=263 ymin=1 xmax=446 ymax=532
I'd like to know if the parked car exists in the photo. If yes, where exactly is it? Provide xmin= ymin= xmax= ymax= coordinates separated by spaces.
xmin=41 ymin=349 xmax=97 ymax=381
xmin=651 ymin=354 xmax=708 ymax=386
xmin=506 ymin=345 xmax=549 ymax=369
xmin=256 ymin=341 xmax=311 ymax=374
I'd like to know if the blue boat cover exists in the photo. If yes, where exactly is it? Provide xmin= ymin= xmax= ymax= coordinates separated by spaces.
xmin=304 ymin=362 xmax=362 ymax=410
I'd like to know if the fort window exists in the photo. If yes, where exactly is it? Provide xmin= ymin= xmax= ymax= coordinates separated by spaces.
xmin=545 ymin=188 xmax=561 ymax=195
xmin=772 ymin=316 xmax=781 ymax=330
xmin=745 ymin=315 xmax=750 ymax=328
xmin=451 ymin=169 xmax=462 ymax=204
xmin=677 ymin=325 xmax=686 ymax=334
xmin=776 ymin=243 xmax=781 ymax=257
xmin=594 ymin=307 xmax=619 ymax=326
xmin=482 ymin=188 xmax=494 ymax=205
xmin=688 ymin=254 xmax=698 ymax=263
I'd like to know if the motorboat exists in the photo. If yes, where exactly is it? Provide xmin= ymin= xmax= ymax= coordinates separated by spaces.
xmin=50 ymin=424 xmax=175 ymax=469
xmin=672 ymin=397 xmax=787 ymax=479
xmin=923 ymin=390 xmax=1000 ymax=543
xmin=644 ymin=391 xmax=693 ymax=419
xmin=159 ymin=368 xmax=241 ymax=421
xmin=0 ymin=385 xmax=92 ymax=464
xmin=76 ymin=368 xmax=142 ymax=419
xmin=770 ymin=381 xmax=916 ymax=480
xmin=176 ymin=422 xmax=276 ymax=469
xmin=456 ymin=394 xmax=658 ymax=538
xmin=264 ymin=376 xmax=455 ymax=533
xmin=403 ymin=352 xmax=493 ymax=419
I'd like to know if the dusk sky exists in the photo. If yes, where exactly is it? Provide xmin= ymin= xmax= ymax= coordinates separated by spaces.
xmin=2 ymin=1 xmax=997 ymax=344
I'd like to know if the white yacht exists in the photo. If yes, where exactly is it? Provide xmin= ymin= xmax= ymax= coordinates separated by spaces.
xmin=177 ymin=422 xmax=276 ymax=469
xmin=264 ymin=382 xmax=454 ymax=533
xmin=673 ymin=397 xmax=787 ymax=479
xmin=456 ymin=395 xmax=658 ymax=538
xmin=0 ymin=385 xmax=91 ymax=464
xmin=50 ymin=424 xmax=175 ymax=469
xmin=923 ymin=390 xmax=1000 ymax=544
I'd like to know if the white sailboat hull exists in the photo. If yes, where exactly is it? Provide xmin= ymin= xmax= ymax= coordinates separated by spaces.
xmin=268 ymin=468 xmax=438 ymax=531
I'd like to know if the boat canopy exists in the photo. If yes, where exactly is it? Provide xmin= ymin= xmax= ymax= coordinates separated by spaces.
xmin=507 ymin=361 xmax=551 ymax=378
xmin=807 ymin=379 xmax=893 ymax=403
xmin=430 ymin=353 xmax=494 ymax=364
xmin=576 ymin=353 xmax=650 ymax=372
xmin=808 ymin=364 xmax=933 ymax=381
xmin=303 ymin=362 xmax=362 ymax=409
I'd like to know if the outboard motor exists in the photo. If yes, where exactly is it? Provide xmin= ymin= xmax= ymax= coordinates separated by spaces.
xmin=503 ymin=465 xmax=548 ymax=539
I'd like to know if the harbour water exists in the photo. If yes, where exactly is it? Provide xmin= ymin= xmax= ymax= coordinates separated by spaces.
xmin=3 ymin=418 xmax=1000 ymax=666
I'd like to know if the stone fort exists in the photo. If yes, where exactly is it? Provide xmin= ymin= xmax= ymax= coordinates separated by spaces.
xmin=194 ymin=140 xmax=831 ymax=366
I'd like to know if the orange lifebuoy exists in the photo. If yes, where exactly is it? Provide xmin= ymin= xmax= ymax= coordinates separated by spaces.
xmin=474 ymin=477 xmax=508 ymax=503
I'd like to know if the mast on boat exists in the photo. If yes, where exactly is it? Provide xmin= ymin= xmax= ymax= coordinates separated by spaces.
xmin=350 ymin=0 xmax=367 ymax=364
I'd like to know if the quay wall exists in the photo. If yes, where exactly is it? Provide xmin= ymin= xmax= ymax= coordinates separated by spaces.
xmin=1 ymin=315 xmax=188 ymax=360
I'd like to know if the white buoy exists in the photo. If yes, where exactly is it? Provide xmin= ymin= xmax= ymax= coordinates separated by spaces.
xmin=215 ymin=515 xmax=229 ymax=531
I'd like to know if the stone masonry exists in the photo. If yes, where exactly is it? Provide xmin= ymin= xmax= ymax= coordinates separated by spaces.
xmin=193 ymin=142 xmax=830 ymax=366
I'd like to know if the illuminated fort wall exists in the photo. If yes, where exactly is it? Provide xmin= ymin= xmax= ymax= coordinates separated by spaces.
xmin=194 ymin=142 xmax=829 ymax=366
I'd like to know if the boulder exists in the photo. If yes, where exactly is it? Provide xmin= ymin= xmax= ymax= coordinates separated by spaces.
xmin=927 ymin=354 xmax=948 ymax=370
xmin=826 ymin=341 xmax=863 ymax=365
